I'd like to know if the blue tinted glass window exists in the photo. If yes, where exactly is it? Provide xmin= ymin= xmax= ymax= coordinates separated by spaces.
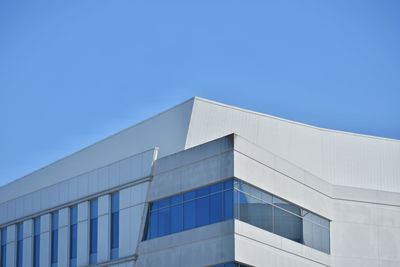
xmin=70 ymin=206 xmax=78 ymax=267
xmin=1 ymin=228 xmax=7 ymax=267
xmin=17 ymin=223 xmax=23 ymax=267
xmin=144 ymin=180 xmax=235 ymax=240
xmin=170 ymin=204 xmax=183 ymax=233
xmin=224 ymin=179 xmax=233 ymax=190
xmin=158 ymin=198 xmax=170 ymax=209
xmin=210 ymin=182 xmax=223 ymax=193
xmin=183 ymin=200 xmax=196 ymax=230
xmin=33 ymin=217 xmax=40 ymax=267
xmin=196 ymin=186 xmax=209 ymax=197
xmin=51 ymin=212 xmax=58 ymax=267
xmin=34 ymin=218 xmax=40 ymax=235
xmin=148 ymin=210 xmax=158 ymax=239
xmin=196 ymin=194 xmax=210 ymax=226
xmin=111 ymin=192 xmax=119 ymax=213
xmin=224 ymin=189 xmax=233 ymax=219
xmin=158 ymin=207 xmax=171 ymax=236
xmin=90 ymin=199 xmax=98 ymax=218
xmin=210 ymin=191 xmax=224 ymax=223
xmin=170 ymin=194 xmax=183 ymax=205
xmin=110 ymin=192 xmax=119 ymax=260
xmin=183 ymin=191 xmax=196 ymax=201
xmin=89 ymin=199 xmax=98 ymax=265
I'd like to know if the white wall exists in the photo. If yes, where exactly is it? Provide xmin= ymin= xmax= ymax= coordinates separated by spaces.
xmin=119 ymin=182 xmax=149 ymax=258
xmin=0 ymin=149 xmax=156 ymax=225
xmin=77 ymin=202 xmax=89 ymax=267
xmin=137 ymin=221 xmax=234 ymax=267
xmin=186 ymin=98 xmax=400 ymax=193
xmin=233 ymin=135 xmax=400 ymax=267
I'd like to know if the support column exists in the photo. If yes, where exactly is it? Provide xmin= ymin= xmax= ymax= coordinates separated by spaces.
xmin=40 ymin=214 xmax=50 ymax=267
xmin=23 ymin=220 xmax=33 ymax=267
xmin=77 ymin=201 xmax=89 ymax=267
xmin=58 ymin=208 xmax=69 ymax=267
xmin=97 ymin=195 xmax=110 ymax=263
xmin=6 ymin=224 xmax=16 ymax=267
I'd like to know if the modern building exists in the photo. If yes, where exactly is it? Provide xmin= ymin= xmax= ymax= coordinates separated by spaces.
xmin=0 ymin=97 xmax=399 ymax=267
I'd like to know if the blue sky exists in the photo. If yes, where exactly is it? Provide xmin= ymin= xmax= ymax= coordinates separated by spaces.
xmin=0 ymin=0 xmax=399 ymax=186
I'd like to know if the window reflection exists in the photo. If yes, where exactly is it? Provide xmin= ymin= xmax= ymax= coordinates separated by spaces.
xmin=235 ymin=180 xmax=330 ymax=254
xmin=144 ymin=178 xmax=330 ymax=254
xmin=144 ymin=180 xmax=233 ymax=240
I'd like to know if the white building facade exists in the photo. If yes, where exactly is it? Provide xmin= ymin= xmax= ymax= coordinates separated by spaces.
xmin=1 ymin=97 xmax=399 ymax=267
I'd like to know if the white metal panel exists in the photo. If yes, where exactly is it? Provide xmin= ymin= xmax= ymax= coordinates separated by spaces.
xmin=58 ymin=208 xmax=69 ymax=267
xmin=97 ymin=195 xmax=110 ymax=263
xmin=186 ymin=98 xmax=400 ymax=192
xmin=6 ymin=225 xmax=16 ymax=267
xmin=23 ymin=219 xmax=33 ymax=267
xmin=40 ymin=214 xmax=50 ymax=267
xmin=77 ymin=202 xmax=89 ymax=267
xmin=119 ymin=183 xmax=149 ymax=258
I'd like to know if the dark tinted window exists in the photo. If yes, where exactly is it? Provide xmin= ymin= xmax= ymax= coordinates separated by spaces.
xmin=144 ymin=180 xmax=234 ymax=240
xmin=89 ymin=199 xmax=98 ymax=264
xmin=17 ymin=223 xmax=23 ymax=267
xmin=110 ymin=192 xmax=119 ymax=260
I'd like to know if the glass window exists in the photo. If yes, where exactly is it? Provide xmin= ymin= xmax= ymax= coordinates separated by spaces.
xmin=148 ymin=209 xmax=158 ymax=239
xmin=144 ymin=179 xmax=234 ymax=240
xmin=89 ymin=199 xmax=98 ymax=265
xmin=238 ymin=192 xmax=273 ymax=232
xmin=1 ymin=228 xmax=7 ymax=267
xmin=273 ymin=196 xmax=301 ymax=216
xmin=170 ymin=204 xmax=183 ymax=234
xmin=158 ymin=206 xmax=171 ymax=236
xmin=210 ymin=190 xmax=224 ymax=223
xmin=183 ymin=199 xmax=196 ymax=230
xmin=224 ymin=188 xmax=233 ymax=219
xmin=234 ymin=180 xmax=330 ymax=254
xmin=195 ymin=188 xmax=210 ymax=226
xmin=51 ymin=212 xmax=58 ymax=267
xmin=33 ymin=217 xmax=40 ymax=267
xmin=16 ymin=223 xmax=23 ymax=267
xmin=110 ymin=192 xmax=119 ymax=260
xmin=273 ymin=206 xmax=303 ymax=243
xmin=70 ymin=206 xmax=78 ymax=267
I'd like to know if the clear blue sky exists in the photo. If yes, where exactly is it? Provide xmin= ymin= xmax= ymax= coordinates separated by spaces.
xmin=1 ymin=1 xmax=399 ymax=186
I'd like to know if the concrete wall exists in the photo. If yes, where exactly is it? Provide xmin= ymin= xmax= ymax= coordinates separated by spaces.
xmin=233 ymin=135 xmax=400 ymax=267
xmin=137 ymin=221 xmax=234 ymax=267
xmin=149 ymin=134 xmax=234 ymax=202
